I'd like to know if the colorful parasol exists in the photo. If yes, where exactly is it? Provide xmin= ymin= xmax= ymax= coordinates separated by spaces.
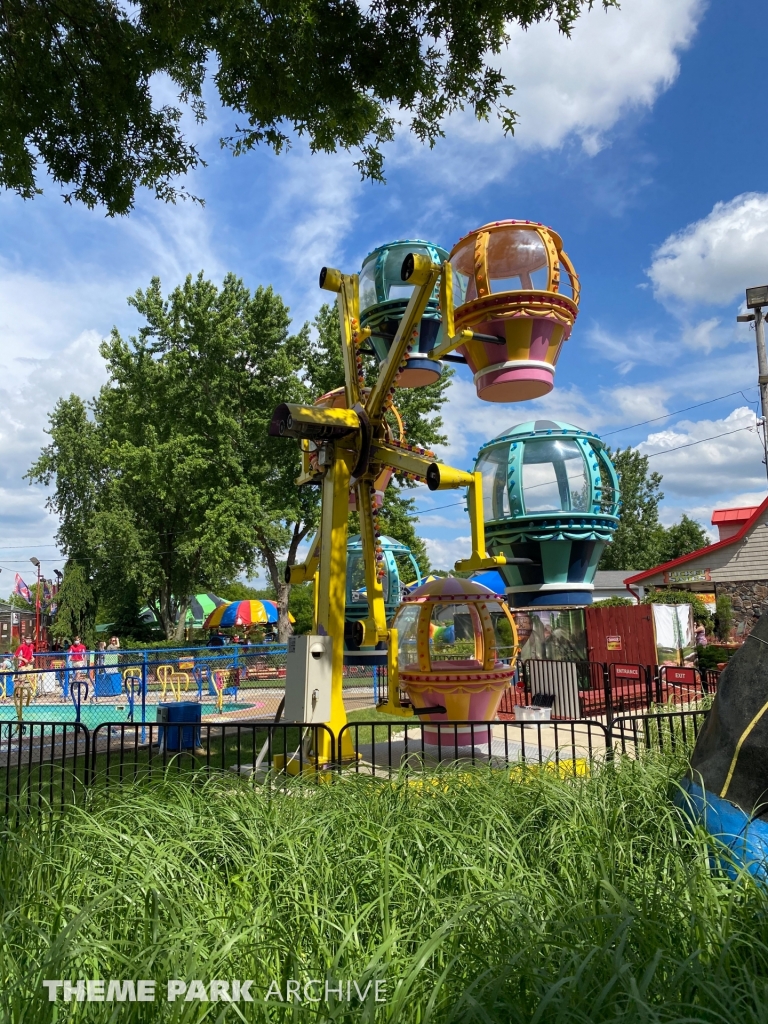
xmin=184 ymin=593 xmax=228 ymax=625
xmin=203 ymin=600 xmax=294 ymax=629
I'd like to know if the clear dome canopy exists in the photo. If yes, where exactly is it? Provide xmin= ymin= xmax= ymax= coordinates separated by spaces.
xmin=474 ymin=422 xmax=620 ymax=521
xmin=448 ymin=221 xmax=578 ymax=310
xmin=359 ymin=240 xmax=448 ymax=314
xmin=392 ymin=578 xmax=518 ymax=674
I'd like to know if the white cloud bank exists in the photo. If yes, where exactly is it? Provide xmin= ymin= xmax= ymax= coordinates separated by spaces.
xmin=648 ymin=193 xmax=768 ymax=307
xmin=396 ymin=0 xmax=703 ymax=190
xmin=501 ymin=0 xmax=702 ymax=154
xmin=638 ymin=406 xmax=764 ymax=499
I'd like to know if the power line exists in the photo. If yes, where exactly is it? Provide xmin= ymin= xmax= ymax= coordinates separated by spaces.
xmin=406 ymin=500 xmax=466 ymax=519
xmin=645 ymin=425 xmax=756 ymax=458
xmin=601 ymin=387 xmax=759 ymax=438
xmin=0 ymin=544 xmax=60 ymax=551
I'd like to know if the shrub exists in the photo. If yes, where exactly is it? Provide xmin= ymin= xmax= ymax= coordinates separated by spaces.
xmin=715 ymin=594 xmax=734 ymax=642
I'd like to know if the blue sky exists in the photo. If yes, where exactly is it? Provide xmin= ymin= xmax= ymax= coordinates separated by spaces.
xmin=1 ymin=0 xmax=767 ymax=582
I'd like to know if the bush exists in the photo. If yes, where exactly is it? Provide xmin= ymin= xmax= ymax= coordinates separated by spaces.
xmin=697 ymin=643 xmax=737 ymax=670
xmin=715 ymin=594 xmax=734 ymax=642
xmin=592 ymin=596 xmax=633 ymax=607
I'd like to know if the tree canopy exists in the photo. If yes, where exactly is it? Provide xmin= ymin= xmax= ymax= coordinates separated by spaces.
xmin=1 ymin=0 xmax=616 ymax=214
xmin=29 ymin=272 xmax=308 ymax=640
xmin=29 ymin=280 xmax=445 ymax=642
xmin=598 ymin=448 xmax=709 ymax=572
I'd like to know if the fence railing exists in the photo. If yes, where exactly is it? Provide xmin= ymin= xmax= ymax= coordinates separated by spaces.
xmin=497 ymin=660 xmax=718 ymax=720
xmin=0 ymin=647 xmax=385 ymax=731
xmin=337 ymin=717 xmax=611 ymax=776
xmin=610 ymin=708 xmax=711 ymax=756
xmin=91 ymin=721 xmax=336 ymax=789
xmin=0 ymin=721 xmax=89 ymax=823
xmin=0 ymin=706 xmax=714 ymax=819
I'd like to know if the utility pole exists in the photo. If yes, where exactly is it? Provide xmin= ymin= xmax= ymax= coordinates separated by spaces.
xmin=738 ymin=286 xmax=768 ymax=482
xmin=30 ymin=556 xmax=41 ymax=646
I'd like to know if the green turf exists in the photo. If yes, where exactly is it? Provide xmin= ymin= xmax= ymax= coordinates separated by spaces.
xmin=1 ymin=742 xmax=768 ymax=1022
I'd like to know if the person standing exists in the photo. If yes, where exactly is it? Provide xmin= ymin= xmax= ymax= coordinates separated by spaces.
xmin=68 ymin=635 xmax=88 ymax=698
xmin=2 ymin=651 xmax=15 ymax=698
xmin=14 ymin=637 xmax=35 ymax=697
xmin=14 ymin=637 xmax=34 ymax=672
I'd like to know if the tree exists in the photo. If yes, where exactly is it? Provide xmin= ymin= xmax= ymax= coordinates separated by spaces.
xmin=598 ymin=448 xmax=667 ymax=572
xmin=715 ymin=595 xmax=733 ymax=643
xmin=0 ymin=1 xmax=617 ymax=214
xmin=598 ymin=449 xmax=711 ymax=573
xmin=52 ymin=560 xmax=97 ymax=644
xmin=29 ymin=272 xmax=308 ymax=641
xmin=217 ymin=582 xmax=272 ymax=602
xmin=660 ymin=514 xmax=708 ymax=562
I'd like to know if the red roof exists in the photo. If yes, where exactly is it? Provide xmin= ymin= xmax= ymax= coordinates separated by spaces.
xmin=711 ymin=506 xmax=759 ymax=525
xmin=625 ymin=496 xmax=768 ymax=585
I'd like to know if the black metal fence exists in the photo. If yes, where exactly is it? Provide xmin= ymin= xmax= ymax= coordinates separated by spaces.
xmin=497 ymin=660 xmax=718 ymax=720
xmin=0 ymin=721 xmax=89 ymax=823
xmin=610 ymin=708 xmax=711 ymax=756
xmin=337 ymin=718 xmax=611 ymax=776
xmin=0 ymin=705 xmax=715 ymax=820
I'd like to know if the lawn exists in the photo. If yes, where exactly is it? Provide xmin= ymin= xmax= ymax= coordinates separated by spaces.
xmin=1 ymin=744 xmax=768 ymax=1022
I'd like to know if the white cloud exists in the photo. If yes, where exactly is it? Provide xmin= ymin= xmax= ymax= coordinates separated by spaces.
xmin=604 ymin=384 xmax=670 ymax=423
xmin=424 ymin=535 xmax=472 ymax=571
xmin=394 ymin=0 xmax=702 ymax=190
xmin=0 ymin=331 xmax=108 ymax=556
xmin=501 ymin=0 xmax=701 ymax=154
xmin=638 ymin=406 xmax=764 ymax=499
xmin=648 ymin=193 xmax=768 ymax=308
xmin=586 ymin=321 xmax=687 ymax=373
xmin=437 ymin=373 xmax=603 ymax=464
xmin=256 ymin=151 xmax=366 ymax=319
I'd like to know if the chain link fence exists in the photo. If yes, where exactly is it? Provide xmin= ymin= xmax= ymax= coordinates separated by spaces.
xmin=1 ymin=644 xmax=383 ymax=732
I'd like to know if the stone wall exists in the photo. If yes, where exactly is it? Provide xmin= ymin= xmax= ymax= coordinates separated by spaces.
xmin=714 ymin=580 xmax=768 ymax=636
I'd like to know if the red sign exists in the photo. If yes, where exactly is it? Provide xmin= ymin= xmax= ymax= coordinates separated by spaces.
xmin=606 ymin=635 xmax=622 ymax=651
xmin=666 ymin=667 xmax=696 ymax=685
xmin=614 ymin=664 xmax=641 ymax=679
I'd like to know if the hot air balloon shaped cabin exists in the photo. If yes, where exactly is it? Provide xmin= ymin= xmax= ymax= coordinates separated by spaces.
xmin=391 ymin=577 xmax=519 ymax=748
xmin=441 ymin=220 xmax=579 ymax=402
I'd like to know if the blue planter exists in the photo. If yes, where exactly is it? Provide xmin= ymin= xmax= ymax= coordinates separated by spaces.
xmin=156 ymin=701 xmax=202 ymax=751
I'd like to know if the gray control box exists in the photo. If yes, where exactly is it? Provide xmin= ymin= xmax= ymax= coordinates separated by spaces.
xmin=283 ymin=634 xmax=333 ymax=724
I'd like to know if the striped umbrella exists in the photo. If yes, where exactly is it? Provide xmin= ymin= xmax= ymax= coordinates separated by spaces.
xmin=203 ymin=600 xmax=295 ymax=629
xmin=184 ymin=593 xmax=228 ymax=625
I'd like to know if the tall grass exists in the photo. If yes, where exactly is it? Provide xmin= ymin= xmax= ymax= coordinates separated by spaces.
xmin=1 ymin=752 xmax=767 ymax=1022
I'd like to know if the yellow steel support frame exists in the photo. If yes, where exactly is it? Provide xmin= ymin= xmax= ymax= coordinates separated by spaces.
xmin=279 ymin=251 xmax=510 ymax=763
xmin=314 ymin=444 xmax=356 ymax=761
xmin=356 ymin=478 xmax=388 ymax=647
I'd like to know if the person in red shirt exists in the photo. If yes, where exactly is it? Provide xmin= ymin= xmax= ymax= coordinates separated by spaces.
xmin=68 ymin=637 xmax=87 ymax=670
xmin=14 ymin=639 xmax=35 ymax=690
xmin=14 ymin=639 xmax=34 ymax=671
xmin=67 ymin=636 xmax=89 ymax=700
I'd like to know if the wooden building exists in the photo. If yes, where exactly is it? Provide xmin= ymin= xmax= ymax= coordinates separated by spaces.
xmin=625 ymin=499 xmax=768 ymax=637
xmin=0 ymin=601 xmax=37 ymax=651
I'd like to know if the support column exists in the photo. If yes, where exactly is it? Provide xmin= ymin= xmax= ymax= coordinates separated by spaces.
xmin=314 ymin=446 xmax=356 ymax=760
